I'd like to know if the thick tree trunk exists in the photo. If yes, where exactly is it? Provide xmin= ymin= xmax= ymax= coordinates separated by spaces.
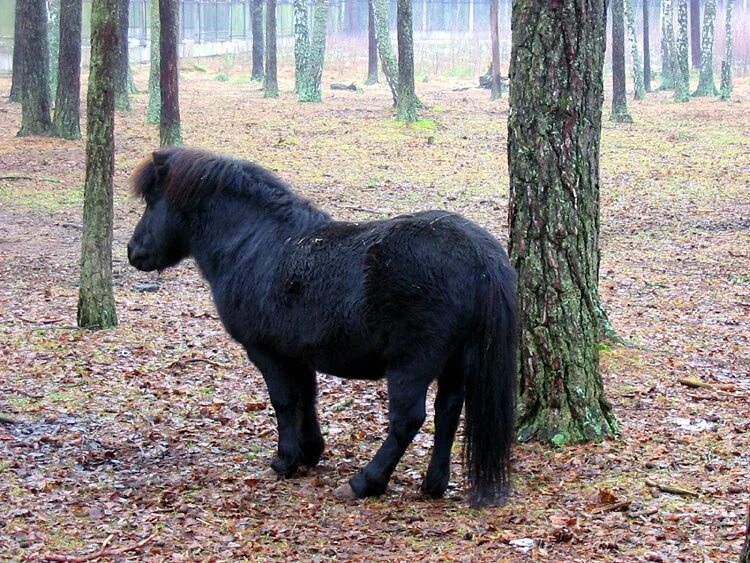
xmin=160 ymin=0 xmax=182 ymax=145
xmin=611 ymin=0 xmax=633 ymax=121
xmin=10 ymin=0 xmax=23 ymax=102
xmin=643 ymin=0 xmax=651 ymax=92
xmin=675 ymin=0 xmax=690 ymax=99
xmin=53 ymin=0 xmax=83 ymax=139
xmin=365 ymin=0 xmax=378 ymax=85
xmin=489 ymin=0 xmax=501 ymax=100
xmin=293 ymin=0 xmax=309 ymax=93
xmin=508 ymin=0 xmax=619 ymax=446
xmin=264 ymin=0 xmax=279 ymax=97
xmin=395 ymin=0 xmax=416 ymax=121
xmin=670 ymin=0 xmax=689 ymax=101
xmin=48 ymin=0 xmax=60 ymax=100
xmin=689 ymin=0 xmax=700 ymax=68
xmin=78 ymin=0 xmax=118 ymax=330
xmin=693 ymin=0 xmax=718 ymax=96
xmin=659 ymin=0 xmax=674 ymax=90
xmin=298 ymin=0 xmax=329 ymax=102
xmin=147 ymin=0 xmax=161 ymax=125
xmin=251 ymin=0 xmax=264 ymax=81
xmin=719 ymin=0 xmax=733 ymax=100
xmin=17 ymin=0 xmax=55 ymax=137
xmin=115 ymin=0 xmax=131 ymax=110
xmin=624 ymin=0 xmax=645 ymax=100
xmin=370 ymin=0 xmax=399 ymax=106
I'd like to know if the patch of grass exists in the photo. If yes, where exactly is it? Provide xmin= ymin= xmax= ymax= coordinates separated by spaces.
xmin=0 ymin=185 xmax=83 ymax=211
xmin=191 ymin=62 xmax=208 ymax=73
xmin=215 ymin=73 xmax=230 ymax=82
xmin=445 ymin=64 xmax=475 ymax=78
xmin=408 ymin=119 xmax=437 ymax=130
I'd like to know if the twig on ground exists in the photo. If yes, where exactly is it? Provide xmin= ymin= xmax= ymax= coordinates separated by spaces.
xmin=0 ymin=175 xmax=34 ymax=181
xmin=18 ymin=316 xmax=67 ymax=325
xmin=645 ymin=479 xmax=700 ymax=497
xmin=677 ymin=377 xmax=735 ymax=392
xmin=628 ymin=507 xmax=658 ymax=519
xmin=338 ymin=205 xmax=383 ymax=216
xmin=42 ymin=534 xmax=154 ymax=562
xmin=591 ymin=500 xmax=632 ymax=514
xmin=165 ymin=357 xmax=230 ymax=370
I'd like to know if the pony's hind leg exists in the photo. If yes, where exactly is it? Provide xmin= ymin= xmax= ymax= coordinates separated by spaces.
xmin=421 ymin=365 xmax=465 ymax=498
xmin=340 ymin=369 xmax=432 ymax=499
xmin=297 ymin=370 xmax=324 ymax=467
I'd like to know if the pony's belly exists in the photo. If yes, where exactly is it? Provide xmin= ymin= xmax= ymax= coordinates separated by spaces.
xmin=311 ymin=355 xmax=385 ymax=381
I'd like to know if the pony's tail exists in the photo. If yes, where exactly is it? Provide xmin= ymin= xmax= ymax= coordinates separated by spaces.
xmin=462 ymin=263 xmax=517 ymax=508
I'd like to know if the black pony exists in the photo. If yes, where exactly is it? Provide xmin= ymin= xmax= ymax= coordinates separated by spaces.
xmin=127 ymin=147 xmax=517 ymax=507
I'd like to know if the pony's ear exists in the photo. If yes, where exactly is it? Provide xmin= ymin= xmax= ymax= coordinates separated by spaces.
xmin=152 ymin=149 xmax=172 ymax=180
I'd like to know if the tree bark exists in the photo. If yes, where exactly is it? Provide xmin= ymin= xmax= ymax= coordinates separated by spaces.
xmin=251 ymin=0 xmax=264 ymax=81
xmin=293 ymin=0 xmax=309 ymax=93
xmin=298 ymin=0 xmax=329 ymax=102
xmin=17 ymin=0 xmax=55 ymax=137
xmin=264 ymin=0 xmax=279 ymax=97
xmin=365 ymin=0 xmax=378 ymax=85
xmin=147 ymin=0 xmax=161 ymax=125
xmin=370 ymin=0 xmax=399 ymax=106
xmin=611 ymin=0 xmax=633 ymax=121
xmin=689 ymin=0 xmax=700 ymax=68
xmin=9 ymin=0 xmax=23 ymax=102
xmin=659 ymin=0 xmax=674 ymax=90
xmin=48 ymin=0 xmax=60 ymax=101
xmin=669 ymin=0 xmax=689 ymax=101
xmin=643 ymin=0 xmax=651 ymax=92
xmin=489 ymin=0 xmax=501 ymax=100
xmin=53 ymin=0 xmax=83 ymax=139
xmin=675 ymin=0 xmax=690 ymax=99
xmin=160 ymin=0 xmax=182 ymax=145
xmin=395 ymin=0 xmax=417 ymax=121
xmin=624 ymin=0 xmax=645 ymax=100
xmin=693 ymin=0 xmax=717 ymax=96
xmin=508 ymin=0 xmax=619 ymax=446
xmin=719 ymin=0 xmax=733 ymax=100
xmin=741 ymin=503 xmax=750 ymax=563
xmin=115 ymin=0 xmax=131 ymax=110
xmin=78 ymin=0 xmax=118 ymax=330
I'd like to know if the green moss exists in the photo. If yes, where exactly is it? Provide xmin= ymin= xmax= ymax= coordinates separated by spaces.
xmin=550 ymin=432 xmax=570 ymax=448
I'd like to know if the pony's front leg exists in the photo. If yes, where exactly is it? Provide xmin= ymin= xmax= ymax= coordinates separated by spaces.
xmin=337 ymin=371 xmax=431 ymax=499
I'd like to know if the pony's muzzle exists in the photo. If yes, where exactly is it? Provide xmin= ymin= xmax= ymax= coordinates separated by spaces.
xmin=127 ymin=240 xmax=156 ymax=271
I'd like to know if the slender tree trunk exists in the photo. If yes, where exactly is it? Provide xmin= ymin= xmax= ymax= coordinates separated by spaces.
xmin=489 ymin=0 xmax=501 ymax=100
xmin=147 ymin=0 xmax=161 ymax=125
xmin=693 ymin=0 xmax=718 ymax=96
xmin=264 ymin=0 xmax=279 ymax=97
xmin=611 ymin=0 xmax=633 ymax=121
xmin=719 ymin=0 xmax=733 ymax=100
xmin=293 ymin=0 xmax=309 ymax=93
xmin=624 ymin=0 xmax=645 ymax=100
xmin=365 ymin=0 xmax=378 ymax=85
xmin=689 ymin=0 xmax=700 ymax=68
xmin=643 ymin=0 xmax=651 ymax=91
xmin=115 ymin=0 xmax=131 ymax=110
xmin=53 ymin=0 xmax=83 ymax=139
xmin=298 ymin=0 xmax=329 ymax=102
xmin=508 ymin=0 xmax=619 ymax=446
xmin=17 ymin=0 xmax=55 ymax=137
xmin=370 ymin=0 xmax=399 ymax=106
xmin=48 ymin=0 xmax=60 ymax=100
xmin=78 ymin=0 xmax=118 ymax=330
xmin=674 ymin=0 xmax=690 ymax=102
xmin=10 ymin=0 xmax=23 ymax=102
xmin=395 ymin=0 xmax=416 ymax=121
xmin=659 ymin=0 xmax=674 ymax=90
xmin=160 ymin=0 xmax=182 ymax=145
xmin=251 ymin=0 xmax=264 ymax=80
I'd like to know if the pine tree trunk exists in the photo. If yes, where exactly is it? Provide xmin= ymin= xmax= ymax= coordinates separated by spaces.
xmin=489 ymin=0 xmax=501 ymax=100
xmin=9 ymin=0 xmax=23 ymax=103
xmin=624 ymin=0 xmax=645 ymax=100
xmin=298 ymin=0 xmax=329 ymax=102
xmin=689 ymin=0 xmax=700 ymax=68
xmin=671 ymin=0 xmax=690 ymax=101
xmin=659 ymin=0 xmax=674 ymax=90
xmin=78 ymin=0 xmax=118 ymax=330
xmin=611 ymin=0 xmax=633 ymax=121
xmin=53 ymin=0 xmax=82 ymax=139
xmin=251 ymin=0 xmax=264 ymax=81
xmin=146 ymin=0 xmax=161 ymax=125
xmin=643 ymin=0 xmax=651 ymax=92
xmin=693 ymin=0 xmax=717 ymax=96
xmin=293 ymin=0 xmax=309 ymax=94
xmin=48 ymin=0 xmax=60 ymax=101
xmin=365 ymin=0 xmax=378 ymax=85
xmin=17 ymin=0 xmax=55 ymax=137
xmin=719 ymin=0 xmax=733 ymax=100
xmin=395 ymin=0 xmax=416 ymax=121
xmin=508 ymin=0 xmax=619 ymax=446
xmin=264 ymin=0 xmax=279 ymax=97
xmin=160 ymin=0 xmax=182 ymax=145
xmin=115 ymin=0 xmax=131 ymax=111
xmin=370 ymin=0 xmax=399 ymax=106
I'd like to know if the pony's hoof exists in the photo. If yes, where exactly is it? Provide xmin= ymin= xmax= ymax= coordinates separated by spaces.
xmin=259 ymin=467 xmax=280 ymax=480
xmin=333 ymin=483 xmax=358 ymax=500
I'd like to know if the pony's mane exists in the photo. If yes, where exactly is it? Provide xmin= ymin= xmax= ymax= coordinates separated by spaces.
xmin=131 ymin=147 xmax=305 ymax=212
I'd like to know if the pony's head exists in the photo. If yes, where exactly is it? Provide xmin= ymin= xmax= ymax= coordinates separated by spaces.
xmin=127 ymin=148 xmax=192 ymax=272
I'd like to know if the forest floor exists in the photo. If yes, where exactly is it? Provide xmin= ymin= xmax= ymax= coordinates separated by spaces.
xmin=0 ymin=64 xmax=749 ymax=562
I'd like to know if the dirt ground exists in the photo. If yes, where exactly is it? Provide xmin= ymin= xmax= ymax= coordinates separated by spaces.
xmin=1 ymin=64 xmax=749 ymax=562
